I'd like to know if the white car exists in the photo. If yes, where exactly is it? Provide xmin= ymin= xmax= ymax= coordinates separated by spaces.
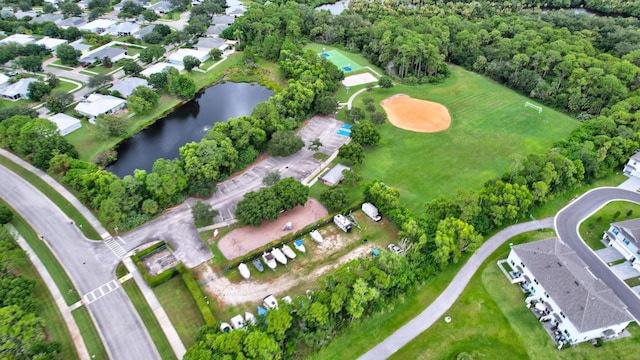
xmin=387 ymin=244 xmax=403 ymax=255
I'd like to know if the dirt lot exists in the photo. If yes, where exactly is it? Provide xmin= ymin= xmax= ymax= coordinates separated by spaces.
xmin=216 ymin=199 xmax=329 ymax=260
xmin=380 ymin=94 xmax=451 ymax=133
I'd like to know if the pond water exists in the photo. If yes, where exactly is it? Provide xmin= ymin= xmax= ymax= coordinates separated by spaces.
xmin=106 ymin=82 xmax=274 ymax=177
xmin=315 ymin=0 xmax=350 ymax=15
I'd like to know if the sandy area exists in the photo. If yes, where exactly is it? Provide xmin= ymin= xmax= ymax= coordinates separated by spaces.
xmin=380 ymin=94 xmax=451 ymax=133
xmin=342 ymin=73 xmax=378 ymax=87
xmin=217 ymin=198 xmax=328 ymax=260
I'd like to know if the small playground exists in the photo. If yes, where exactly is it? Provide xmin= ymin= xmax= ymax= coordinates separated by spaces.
xmin=380 ymin=94 xmax=451 ymax=133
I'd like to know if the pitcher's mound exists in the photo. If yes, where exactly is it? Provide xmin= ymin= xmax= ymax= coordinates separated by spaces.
xmin=380 ymin=94 xmax=451 ymax=133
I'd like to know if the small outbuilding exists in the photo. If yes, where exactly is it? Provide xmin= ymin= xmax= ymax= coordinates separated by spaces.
xmin=320 ymin=164 xmax=350 ymax=186
xmin=48 ymin=113 xmax=81 ymax=136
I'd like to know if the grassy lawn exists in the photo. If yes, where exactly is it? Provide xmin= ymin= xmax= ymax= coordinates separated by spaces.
xmin=189 ymin=53 xmax=243 ymax=90
xmin=72 ymin=306 xmax=108 ymax=360
xmin=391 ymin=230 xmax=640 ymax=360
xmin=83 ymin=65 xmax=114 ymax=75
xmin=348 ymin=65 xmax=579 ymax=212
xmin=122 ymin=281 xmax=177 ymax=360
xmin=0 ymin=198 xmax=82 ymax=305
xmin=579 ymin=201 xmax=640 ymax=250
xmin=0 ymin=98 xmax=32 ymax=109
xmin=0 ymin=156 xmax=102 ymax=240
xmin=56 ymin=79 xmax=80 ymax=93
xmin=49 ymin=60 xmax=76 ymax=70
xmin=9 ymin=222 xmax=79 ymax=359
xmin=153 ymin=276 xmax=205 ymax=348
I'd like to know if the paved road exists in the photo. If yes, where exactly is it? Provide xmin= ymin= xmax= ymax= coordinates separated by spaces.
xmin=555 ymin=187 xmax=640 ymax=321
xmin=359 ymin=217 xmax=554 ymax=360
xmin=0 ymin=165 xmax=161 ymax=360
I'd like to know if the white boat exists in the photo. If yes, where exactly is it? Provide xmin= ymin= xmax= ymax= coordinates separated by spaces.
xmin=272 ymin=247 xmax=287 ymax=265
xmin=230 ymin=314 xmax=246 ymax=330
xmin=281 ymin=244 xmax=296 ymax=259
xmin=310 ymin=230 xmax=323 ymax=244
xmin=245 ymin=312 xmax=256 ymax=326
xmin=220 ymin=322 xmax=232 ymax=333
xmin=262 ymin=251 xmax=277 ymax=270
xmin=238 ymin=263 xmax=250 ymax=280
xmin=282 ymin=296 xmax=292 ymax=304
xmin=263 ymin=294 xmax=278 ymax=310
xmin=294 ymin=239 xmax=306 ymax=253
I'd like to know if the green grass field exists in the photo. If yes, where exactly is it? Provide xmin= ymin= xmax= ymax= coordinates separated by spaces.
xmin=72 ymin=307 xmax=108 ymax=360
xmin=355 ymin=66 xmax=579 ymax=212
xmin=153 ymin=276 xmax=205 ymax=348
xmin=320 ymin=50 xmax=363 ymax=72
xmin=579 ymin=201 xmax=640 ymax=251
xmin=391 ymin=230 xmax=640 ymax=359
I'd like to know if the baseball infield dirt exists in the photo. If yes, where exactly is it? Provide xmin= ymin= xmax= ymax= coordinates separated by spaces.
xmin=380 ymin=94 xmax=451 ymax=133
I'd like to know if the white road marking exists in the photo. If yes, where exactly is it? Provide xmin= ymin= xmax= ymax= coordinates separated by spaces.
xmin=104 ymin=237 xmax=127 ymax=258
xmin=82 ymin=280 xmax=119 ymax=304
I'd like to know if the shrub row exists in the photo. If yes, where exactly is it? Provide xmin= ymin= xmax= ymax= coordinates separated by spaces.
xmin=177 ymin=263 xmax=216 ymax=325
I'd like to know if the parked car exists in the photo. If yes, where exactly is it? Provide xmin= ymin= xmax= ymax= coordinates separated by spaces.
xmin=387 ymin=244 xmax=403 ymax=255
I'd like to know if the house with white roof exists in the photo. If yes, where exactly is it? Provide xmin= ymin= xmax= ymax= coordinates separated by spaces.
xmin=111 ymin=77 xmax=149 ymax=98
xmin=80 ymin=19 xmax=117 ymax=34
xmin=623 ymin=152 xmax=640 ymax=180
xmin=603 ymin=218 xmax=640 ymax=271
xmin=0 ymin=78 xmax=38 ymax=100
xmin=167 ymin=49 xmax=210 ymax=66
xmin=35 ymin=37 xmax=68 ymax=51
xmin=140 ymin=62 xmax=183 ymax=77
xmin=80 ymin=47 xmax=128 ymax=64
xmin=0 ymin=34 xmax=36 ymax=46
xmin=148 ymin=1 xmax=174 ymax=14
xmin=48 ymin=113 xmax=81 ymax=136
xmin=195 ymin=37 xmax=227 ymax=52
xmin=74 ymin=94 xmax=126 ymax=122
xmin=0 ymin=74 xmax=10 ymax=88
xmin=507 ymin=238 xmax=633 ymax=346
xmin=110 ymin=22 xmax=141 ymax=37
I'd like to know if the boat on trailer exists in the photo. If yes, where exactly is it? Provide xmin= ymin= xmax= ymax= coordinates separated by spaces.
xmin=281 ymin=244 xmax=296 ymax=259
xmin=310 ymin=230 xmax=323 ymax=245
xmin=294 ymin=239 xmax=306 ymax=253
xmin=262 ymin=251 xmax=277 ymax=270
xmin=238 ymin=263 xmax=250 ymax=280
xmin=272 ymin=247 xmax=287 ymax=265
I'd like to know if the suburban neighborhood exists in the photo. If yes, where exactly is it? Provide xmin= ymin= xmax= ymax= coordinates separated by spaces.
xmin=1 ymin=0 xmax=640 ymax=360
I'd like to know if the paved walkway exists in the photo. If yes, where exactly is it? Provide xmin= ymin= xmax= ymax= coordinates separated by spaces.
xmin=122 ymin=257 xmax=186 ymax=359
xmin=346 ymin=85 xmax=379 ymax=110
xmin=7 ymin=225 xmax=90 ymax=360
xmin=0 ymin=149 xmax=110 ymax=239
xmin=359 ymin=217 xmax=554 ymax=360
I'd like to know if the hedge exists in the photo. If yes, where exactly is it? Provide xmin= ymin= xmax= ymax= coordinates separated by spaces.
xmin=177 ymin=263 xmax=216 ymax=325
xmin=131 ymin=241 xmax=177 ymax=287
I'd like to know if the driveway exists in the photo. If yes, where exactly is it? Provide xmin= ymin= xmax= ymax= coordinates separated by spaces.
xmin=0 ymin=165 xmax=160 ymax=360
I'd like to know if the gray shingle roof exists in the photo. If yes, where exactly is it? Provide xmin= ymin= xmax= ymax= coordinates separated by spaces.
xmin=205 ymin=24 xmax=228 ymax=36
xmin=80 ymin=47 xmax=126 ymax=62
xmin=512 ymin=238 xmax=632 ymax=332
xmin=611 ymin=218 xmax=640 ymax=245
xmin=1 ymin=78 xmax=37 ymax=98
xmin=196 ymin=37 xmax=225 ymax=50
xmin=321 ymin=164 xmax=350 ymax=185
xmin=59 ymin=17 xmax=86 ymax=28
xmin=211 ymin=15 xmax=235 ymax=25
xmin=110 ymin=77 xmax=148 ymax=98
xmin=31 ymin=13 xmax=62 ymax=24
xmin=133 ymin=25 xmax=155 ymax=38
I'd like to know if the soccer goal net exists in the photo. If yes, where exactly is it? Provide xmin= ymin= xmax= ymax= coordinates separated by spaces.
xmin=524 ymin=101 xmax=542 ymax=113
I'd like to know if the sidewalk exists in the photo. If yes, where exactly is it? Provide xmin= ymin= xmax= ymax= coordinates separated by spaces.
xmin=0 ymin=149 xmax=111 ymax=240
xmin=8 ymin=225 xmax=90 ymax=360
xmin=122 ymin=257 xmax=186 ymax=359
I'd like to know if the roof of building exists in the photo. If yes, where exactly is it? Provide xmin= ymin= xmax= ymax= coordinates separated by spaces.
xmin=132 ymin=25 xmax=155 ymax=37
xmin=226 ymin=6 xmax=246 ymax=16
xmin=0 ymin=74 xmax=9 ymax=87
xmin=0 ymin=78 xmax=38 ymax=97
xmin=630 ymin=152 xmax=640 ymax=162
xmin=80 ymin=19 xmax=117 ymax=31
xmin=611 ymin=218 xmax=640 ymax=245
xmin=58 ymin=17 xmax=86 ymax=28
xmin=0 ymin=34 xmax=36 ymax=45
xmin=112 ymin=22 xmax=140 ymax=34
xmin=211 ymin=15 xmax=235 ymax=25
xmin=31 ymin=13 xmax=63 ymax=24
xmin=511 ymin=238 xmax=633 ymax=332
xmin=205 ymin=24 xmax=228 ymax=36
xmin=149 ymin=0 xmax=173 ymax=12
xmin=70 ymin=40 xmax=92 ymax=53
xmin=196 ymin=37 xmax=225 ymax=50
xmin=35 ymin=37 xmax=68 ymax=50
xmin=168 ymin=48 xmax=210 ymax=63
xmin=321 ymin=164 xmax=350 ymax=184
xmin=14 ymin=10 xmax=37 ymax=19
xmin=140 ymin=62 xmax=183 ymax=77
xmin=74 ymin=94 xmax=125 ymax=117
xmin=80 ymin=47 xmax=126 ymax=62
xmin=49 ymin=113 xmax=80 ymax=131
xmin=110 ymin=77 xmax=148 ymax=97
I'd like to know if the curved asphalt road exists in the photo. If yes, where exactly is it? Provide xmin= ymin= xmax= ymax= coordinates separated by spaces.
xmin=0 ymin=165 xmax=160 ymax=360
xmin=555 ymin=187 xmax=640 ymax=321
xmin=359 ymin=217 xmax=554 ymax=360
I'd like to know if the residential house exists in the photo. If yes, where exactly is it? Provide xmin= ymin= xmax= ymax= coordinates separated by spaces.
xmin=148 ymin=1 xmax=174 ymax=15
xmin=226 ymin=6 xmax=246 ymax=17
xmin=0 ymin=34 xmax=36 ymax=46
xmin=110 ymin=22 xmax=141 ymax=37
xmin=623 ymin=152 xmax=640 ymax=179
xmin=195 ymin=37 xmax=227 ymax=52
xmin=35 ymin=37 xmax=68 ymax=51
xmin=77 ymin=0 xmax=90 ymax=10
xmin=320 ymin=164 xmax=350 ymax=186
xmin=110 ymin=77 xmax=149 ymax=98
xmin=0 ymin=78 xmax=38 ymax=100
xmin=603 ymin=218 xmax=640 ymax=271
xmin=205 ymin=24 xmax=228 ymax=37
xmin=31 ymin=13 xmax=63 ymax=24
xmin=80 ymin=47 xmax=128 ymax=64
xmin=70 ymin=39 xmax=92 ymax=54
xmin=58 ymin=17 xmax=87 ymax=30
xmin=132 ymin=25 xmax=155 ymax=39
xmin=74 ymin=94 xmax=126 ymax=123
xmin=140 ymin=62 xmax=183 ymax=77
xmin=80 ymin=19 xmax=117 ymax=34
xmin=48 ymin=113 xmax=81 ymax=136
xmin=0 ymin=74 xmax=9 ymax=88
xmin=167 ymin=49 xmax=210 ymax=66
xmin=13 ymin=10 xmax=37 ymax=20
xmin=507 ymin=238 xmax=633 ymax=346
xmin=211 ymin=15 xmax=235 ymax=26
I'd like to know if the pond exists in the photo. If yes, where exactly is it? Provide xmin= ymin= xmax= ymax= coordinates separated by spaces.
xmin=106 ymin=82 xmax=274 ymax=177
xmin=315 ymin=0 xmax=350 ymax=15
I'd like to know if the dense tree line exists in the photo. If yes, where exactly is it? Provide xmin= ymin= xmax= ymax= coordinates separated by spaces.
xmin=235 ymin=178 xmax=309 ymax=226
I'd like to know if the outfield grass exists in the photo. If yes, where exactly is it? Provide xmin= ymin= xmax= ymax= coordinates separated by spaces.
xmin=391 ymin=230 xmax=640 ymax=360
xmin=122 ymin=281 xmax=177 ymax=360
xmin=579 ymin=201 xmax=640 ymax=250
xmin=72 ymin=307 xmax=108 ymax=360
xmin=0 ymin=156 xmax=102 ymax=240
xmin=153 ymin=276 xmax=205 ymax=348
xmin=353 ymin=66 xmax=579 ymax=212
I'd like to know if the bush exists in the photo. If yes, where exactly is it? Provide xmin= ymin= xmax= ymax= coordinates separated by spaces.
xmin=0 ymin=204 xmax=13 ymax=224
xmin=131 ymin=242 xmax=177 ymax=287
